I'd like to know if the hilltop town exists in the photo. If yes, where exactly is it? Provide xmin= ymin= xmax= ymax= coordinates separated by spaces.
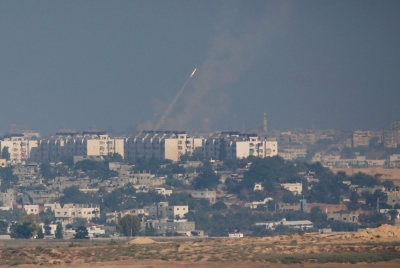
xmin=1 ymin=120 xmax=400 ymax=240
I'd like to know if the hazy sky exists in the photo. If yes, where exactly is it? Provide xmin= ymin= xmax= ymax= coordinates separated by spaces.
xmin=1 ymin=1 xmax=399 ymax=134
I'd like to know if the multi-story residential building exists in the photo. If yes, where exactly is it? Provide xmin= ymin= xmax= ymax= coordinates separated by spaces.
xmin=31 ymin=131 xmax=124 ymax=163
xmin=202 ymin=132 xmax=278 ymax=160
xmin=54 ymin=203 xmax=100 ymax=223
xmin=124 ymin=131 xmax=203 ymax=162
xmin=352 ymin=131 xmax=370 ymax=147
xmin=146 ymin=202 xmax=189 ymax=220
xmin=0 ymin=135 xmax=38 ymax=164
xmin=384 ymin=130 xmax=400 ymax=149
xmin=0 ymin=189 xmax=14 ymax=208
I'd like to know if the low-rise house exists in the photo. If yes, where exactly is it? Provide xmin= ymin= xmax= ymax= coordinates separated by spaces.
xmin=256 ymin=218 xmax=313 ymax=230
xmin=144 ymin=219 xmax=195 ymax=235
xmin=228 ymin=232 xmax=244 ymax=238
xmin=254 ymin=183 xmax=263 ymax=191
xmin=379 ymin=209 xmax=400 ymax=219
xmin=327 ymin=212 xmax=359 ymax=223
xmin=106 ymin=209 xmax=148 ymax=223
xmin=23 ymin=204 xmax=40 ymax=215
xmin=27 ymin=190 xmax=61 ymax=204
xmin=281 ymin=183 xmax=303 ymax=195
xmin=245 ymin=197 xmax=273 ymax=209
xmin=386 ymin=192 xmax=400 ymax=208
xmin=87 ymin=225 xmax=106 ymax=238
xmin=191 ymin=190 xmax=216 ymax=204
xmin=154 ymin=188 xmax=173 ymax=196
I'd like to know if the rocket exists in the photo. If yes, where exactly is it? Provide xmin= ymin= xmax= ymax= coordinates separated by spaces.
xmin=190 ymin=68 xmax=197 ymax=77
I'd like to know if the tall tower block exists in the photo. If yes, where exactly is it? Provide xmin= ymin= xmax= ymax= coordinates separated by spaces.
xmin=263 ymin=112 xmax=267 ymax=133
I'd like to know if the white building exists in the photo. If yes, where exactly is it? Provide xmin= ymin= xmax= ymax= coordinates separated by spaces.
xmin=245 ymin=197 xmax=273 ymax=209
xmin=256 ymin=218 xmax=313 ymax=230
xmin=0 ymin=135 xmax=38 ymax=164
xmin=31 ymin=131 xmax=124 ymax=163
xmin=154 ymin=188 xmax=173 ymax=196
xmin=54 ymin=203 xmax=100 ymax=223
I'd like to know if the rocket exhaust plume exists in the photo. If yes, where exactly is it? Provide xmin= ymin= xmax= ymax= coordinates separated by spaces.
xmin=154 ymin=68 xmax=197 ymax=131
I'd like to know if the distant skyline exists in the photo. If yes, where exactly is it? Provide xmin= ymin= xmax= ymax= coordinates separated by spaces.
xmin=1 ymin=1 xmax=400 ymax=134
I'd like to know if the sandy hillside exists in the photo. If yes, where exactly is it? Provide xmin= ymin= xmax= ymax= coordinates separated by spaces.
xmin=1 ymin=225 xmax=400 ymax=267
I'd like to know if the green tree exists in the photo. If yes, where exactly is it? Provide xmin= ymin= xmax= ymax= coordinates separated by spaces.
xmin=116 ymin=215 xmax=141 ymax=237
xmin=74 ymin=226 xmax=89 ymax=239
xmin=37 ymin=227 xmax=44 ymax=239
xmin=193 ymin=162 xmax=220 ymax=189
xmin=388 ymin=209 xmax=399 ymax=221
xmin=39 ymin=163 xmax=56 ymax=180
xmin=60 ymin=155 xmax=74 ymax=168
xmin=212 ymin=201 xmax=228 ymax=211
xmin=105 ymin=153 xmax=123 ymax=162
xmin=1 ymin=146 xmax=10 ymax=160
xmin=21 ymin=214 xmax=41 ymax=236
xmin=0 ymin=220 xmax=8 ymax=235
xmin=55 ymin=222 xmax=63 ymax=239
xmin=10 ymin=222 xmax=35 ymax=239
xmin=44 ymin=218 xmax=52 ymax=235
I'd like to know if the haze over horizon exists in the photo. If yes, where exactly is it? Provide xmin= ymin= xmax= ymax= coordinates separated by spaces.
xmin=1 ymin=1 xmax=399 ymax=135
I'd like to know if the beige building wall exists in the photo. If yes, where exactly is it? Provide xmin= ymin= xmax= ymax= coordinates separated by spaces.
xmin=236 ymin=141 xmax=250 ymax=159
xmin=23 ymin=204 xmax=40 ymax=215
xmin=87 ymin=139 xmax=101 ymax=156
xmin=114 ymin=138 xmax=125 ymax=158
xmin=164 ymin=139 xmax=179 ymax=161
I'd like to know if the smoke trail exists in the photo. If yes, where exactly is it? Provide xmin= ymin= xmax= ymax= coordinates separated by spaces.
xmin=154 ymin=69 xmax=197 ymax=131
xmin=175 ymin=1 xmax=292 ymax=131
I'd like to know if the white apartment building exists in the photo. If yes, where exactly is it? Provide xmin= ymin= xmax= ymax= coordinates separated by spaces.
xmin=54 ymin=203 xmax=100 ymax=223
xmin=124 ymin=131 xmax=203 ymax=162
xmin=203 ymin=133 xmax=278 ymax=160
xmin=31 ymin=131 xmax=124 ymax=163
xmin=0 ymin=135 xmax=38 ymax=164
xmin=236 ymin=138 xmax=278 ymax=159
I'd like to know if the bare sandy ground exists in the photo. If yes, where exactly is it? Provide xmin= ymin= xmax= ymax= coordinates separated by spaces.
xmin=32 ymin=259 xmax=400 ymax=268
xmin=2 ymin=225 xmax=400 ymax=267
